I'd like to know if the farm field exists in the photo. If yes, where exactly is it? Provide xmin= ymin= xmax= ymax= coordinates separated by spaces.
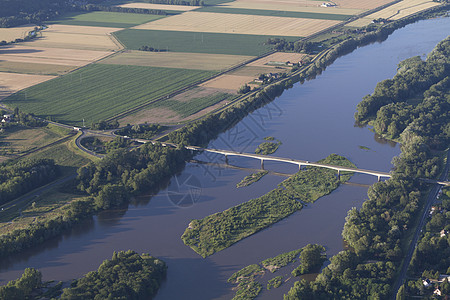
xmin=133 ymin=11 xmax=341 ymax=36
xmin=0 ymin=61 xmax=74 ymax=75
xmin=23 ymin=25 xmax=122 ymax=51
xmin=248 ymin=52 xmax=307 ymax=67
xmin=221 ymin=1 xmax=363 ymax=15
xmin=0 ymin=125 xmax=67 ymax=158
xmin=117 ymin=2 xmax=200 ymax=11
xmin=228 ymin=66 xmax=280 ymax=77
xmin=48 ymin=11 xmax=166 ymax=28
xmin=0 ymin=25 xmax=35 ymax=43
xmin=114 ymin=29 xmax=298 ymax=55
xmin=99 ymin=50 xmax=254 ymax=71
xmin=119 ymin=87 xmax=236 ymax=124
xmin=333 ymin=0 xmax=395 ymax=9
xmin=2 ymin=64 xmax=215 ymax=126
xmin=0 ymin=45 xmax=112 ymax=66
xmin=200 ymin=74 xmax=256 ymax=91
xmin=346 ymin=0 xmax=440 ymax=27
xmin=0 ymin=72 xmax=56 ymax=100
xmin=195 ymin=7 xmax=353 ymax=20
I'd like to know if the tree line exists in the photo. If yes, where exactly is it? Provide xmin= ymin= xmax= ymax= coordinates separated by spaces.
xmin=0 ymin=158 xmax=59 ymax=205
xmin=142 ymin=0 xmax=204 ymax=6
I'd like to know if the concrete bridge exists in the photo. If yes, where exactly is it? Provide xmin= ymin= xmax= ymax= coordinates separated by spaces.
xmin=183 ymin=146 xmax=391 ymax=181
xmin=135 ymin=139 xmax=450 ymax=185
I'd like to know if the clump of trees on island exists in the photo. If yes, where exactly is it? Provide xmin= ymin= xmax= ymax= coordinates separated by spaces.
xmin=0 ymin=251 xmax=167 ymax=299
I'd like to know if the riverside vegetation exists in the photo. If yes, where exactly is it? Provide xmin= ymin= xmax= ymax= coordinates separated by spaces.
xmin=0 ymin=250 xmax=166 ymax=299
xmin=284 ymin=36 xmax=449 ymax=300
xmin=236 ymin=170 xmax=268 ymax=188
xmin=228 ymin=244 xmax=326 ymax=299
xmin=181 ymin=154 xmax=354 ymax=257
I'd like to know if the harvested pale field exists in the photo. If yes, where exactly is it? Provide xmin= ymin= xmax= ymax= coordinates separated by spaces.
xmin=346 ymin=0 xmax=440 ymax=27
xmin=200 ymin=74 xmax=255 ymax=90
xmin=99 ymin=50 xmax=254 ymax=70
xmin=0 ymin=72 xmax=55 ymax=100
xmin=0 ymin=61 xmax=75 ymax=75
xmin=119 ymin=87 xmax=235 ymax=124
xmin=248 ymin=52 xmax=307 ymax=67
xmin=21 ymin=25 xmax=122 ymax=51
xmin=0 ymin=25 xmax=35 ymax=43
xmin=333 ymin=0 xmax=394 ymax=10
xmin=222 ymin=1 xmax=363 ymax=15
xmin=117 ymin=2 xmax=200 ymax=11
xmin=119 ymin=107 xmax=180 ymax=125
xmin=229 ymin=66 xmax=279 ymax=76
xmin=133 ymin=11 xmax=340 ymax=36
xmin=0 ymin=45 xmax=112 ymax=66
xmin=25 ymin=31 xmax=120 ymax=51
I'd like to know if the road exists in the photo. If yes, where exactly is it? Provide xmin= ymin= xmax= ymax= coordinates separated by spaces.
xmin=391 ymin=150 xmax=450 ymax=298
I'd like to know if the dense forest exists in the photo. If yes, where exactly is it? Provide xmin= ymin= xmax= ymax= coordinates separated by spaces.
xmin=355 ymin=37 xmax=450 ymax=149
xmin=0 ymin=158 xmax=59 ymax=205
xmin=284 ymin=36 xmax=449 ymax=300
xmin=76 ymin=143 xmax=188 ymax=209
xmin=60 ymin=250 xmax=167 ymax=299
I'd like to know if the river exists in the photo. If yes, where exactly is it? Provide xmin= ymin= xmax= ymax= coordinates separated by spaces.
xmin=0 ymin=16 xmax=449 ymax=300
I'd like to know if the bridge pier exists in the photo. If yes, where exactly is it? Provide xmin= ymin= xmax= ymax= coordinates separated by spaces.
xmin=298 ymin=164 xmax=302 ymax=171
xmin=225 ymin=155 xmax=229 ymax=165
xmin=261 ymin=159 xmax=264 ymax=170
xmin=337 ymin=170 xmax=340 ymax=180
xmin=377 ymin=176 xmax=381 ymax=182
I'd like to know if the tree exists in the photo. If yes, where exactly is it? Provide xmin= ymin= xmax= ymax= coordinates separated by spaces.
xmin=396 ymin=284 xmax=406 ymax=300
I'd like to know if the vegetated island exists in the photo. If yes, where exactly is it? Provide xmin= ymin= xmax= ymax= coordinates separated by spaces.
xmin=228 ymin=244 xmax=326 ymax=299
xmin=236 ymin=170 xmax=268 ymax=188
xmin=255 ymin=137 xmax=282 ymax=155
xmin=181 ymin=154 xmax=354 ymax=258
xmin=0 ymin=250 xmax=167 ymax=300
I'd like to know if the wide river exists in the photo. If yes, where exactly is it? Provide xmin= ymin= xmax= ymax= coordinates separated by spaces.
xmin=0 ymin=16 xmax=449 ymax=299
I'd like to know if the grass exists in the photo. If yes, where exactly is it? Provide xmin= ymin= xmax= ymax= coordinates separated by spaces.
xmin=182 ymin=188 xmax=303 ymax=257
xmin=0 ymin=124 xmax=71 ymax=157
xmin=255 ymin=140 xmax=282 ymax=155
xmin=48 ymin=11 xmax=166 ymax=28
xmin=195 ymin=7 xmax=352 ymax=21
xmin=181 ymin=154 xmax=355 ymax=257
xmin=145 ymin=92 xmax=236 ymax=118
xmin=267 ymin=276 xmax=283 ymax=290
xmin=261 ymin=249 xmax=302 ymax=272
xmin=3 ymin=64 xmax=215 ymax=126
xmin=236 ymin=170 xmax=268 ymax=188
xmin=281 ymin=154 xmax=355 ymax=203
xmin=114 ymin=29 xmax=299 ymax=56
xmin=0 ymin=61 xmax=75 ymax=76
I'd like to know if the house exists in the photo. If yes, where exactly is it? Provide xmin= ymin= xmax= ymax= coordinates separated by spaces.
xmin=423 ymin=279 xmax=431 ymax=287
xmin=321 ymin=2 xmax=336 ymax=7
xmin=441 ymin=229 xmax=448 ymax=238
xmin=434 ymin=288 xmax=441 ymax=296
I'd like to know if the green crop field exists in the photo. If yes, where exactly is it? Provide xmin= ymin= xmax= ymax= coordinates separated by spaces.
xmin=146 ymin=91 xmax=236 ymax=118
xmin=3 ymin=64 xmax=215 ymax=126
xmin=114 ymin=29 xmax=300 ymax=56
xmin=48 ymin=11 xmax=166 ymax=28
xmin=195 ymin=7 xmax=352 ymax=20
